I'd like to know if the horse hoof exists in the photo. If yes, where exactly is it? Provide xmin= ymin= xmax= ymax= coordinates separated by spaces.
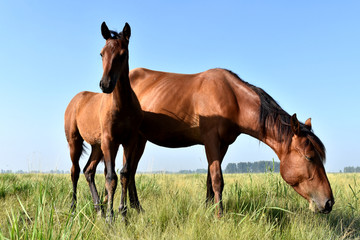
xmin=105 ymin=211 xmax=115 ymax=224
xmin=138 ymin=206 xmax=145 ymax=213
xmin=70 ymin=203 xmax=76 ymax=213
xmin=106 ymin=216 xmax=113 ymax=224
xmin=119 ymin=205 xmax=128 ymax=216
xmin=96 ymin=209 xmax=104 ymax=218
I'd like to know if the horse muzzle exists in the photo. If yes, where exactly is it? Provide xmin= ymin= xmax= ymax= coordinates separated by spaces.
xmin=100 ymin=76 xmax=116 ymax=94
xmin=320 ymin=198 xmax=334 ymax=214
xmin=309 ymin=198 xmax=334 ymax=214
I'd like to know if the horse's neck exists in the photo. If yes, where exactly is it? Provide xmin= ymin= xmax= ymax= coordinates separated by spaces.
xmin=111 ymin=72 xmax=133 ymax=109
xmin=243 ymin=120 xmax=286 ymax=160
xmin=262 ymin=127 xmax=287 ymax=160
xmin=234 ymin=90 xmax=287 ymax=160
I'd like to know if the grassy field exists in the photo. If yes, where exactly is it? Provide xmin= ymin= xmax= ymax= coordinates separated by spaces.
xmin=0 ymin=172 xmax=359 ymax=239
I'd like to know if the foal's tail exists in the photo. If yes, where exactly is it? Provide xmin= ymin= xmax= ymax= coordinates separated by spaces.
xmin=80 ymin=143 xmax=89 ymax=157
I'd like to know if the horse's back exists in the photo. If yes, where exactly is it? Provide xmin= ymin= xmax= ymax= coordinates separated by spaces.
xmin=64 ymin=91 xmax=102 ymax=144
xmin=130 ymin=68 xmax=242 ymax=117
xmin=65 ymin=91 xmax=99 ymax=118
xmin=129 ymin=68 xmax=246 ymax=147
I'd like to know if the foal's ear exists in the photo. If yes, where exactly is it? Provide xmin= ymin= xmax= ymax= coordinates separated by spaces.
xmin=290 ymin=114 xmax=301 ymax=136
xmin=122 ymin=22 xmax=131 ymax=41
xmin=101 ymin=22 xmax=111 ymax=40
xmin=304 ymin=118 xmax=312 ymax=130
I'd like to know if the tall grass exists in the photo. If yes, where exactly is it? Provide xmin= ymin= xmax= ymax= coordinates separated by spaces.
xmin=0 ymin=173 xmax=358 ymax=239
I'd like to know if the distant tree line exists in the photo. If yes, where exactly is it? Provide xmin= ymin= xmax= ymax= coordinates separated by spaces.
xmin=343 ymin=166 xmax=360 ymax=173
xmin=224 ymin=161 xmax=280 ymax=173
xmin=2 ymin=165 xmax=360 ymax=174
xmin=178 ymin=169 xmax=207 ymax=174
xmin=0 ymin=169 xmax=70 ymax=174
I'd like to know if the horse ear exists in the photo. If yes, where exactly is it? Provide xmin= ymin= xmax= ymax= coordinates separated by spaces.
xmin=101 ymin=22 xmax=111 ymax=40
xmin=304 ymin=118 xmax=312 ymax=130
xmin=290 ymin=114 xmax=301 ymax=136
xmin=122 ymin=22 xmax=131 ymax=41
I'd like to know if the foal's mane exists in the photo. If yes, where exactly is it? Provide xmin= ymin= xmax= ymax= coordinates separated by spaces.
xmin=109 ymin=30 xmax=123 ymax=39
xmin=226 ymin=70 xmax=326 ymax=163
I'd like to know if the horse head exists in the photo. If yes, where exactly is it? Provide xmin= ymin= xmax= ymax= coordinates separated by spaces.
xmin=280 ymin=114 xmax=334 ymax=213
xmin=99 ymin=22 xmax=131 ymax=94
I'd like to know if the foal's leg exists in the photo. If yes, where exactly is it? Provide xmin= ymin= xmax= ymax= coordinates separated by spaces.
xmin=119 ymin=157 xmax=129 ymax=219
xmin=68 ymin=137 xmax=84 ymax=212
xmin=102 ymin=140 xmax=120 ymax=222
xmin=83 ymin=145 xmax=103 ymax=215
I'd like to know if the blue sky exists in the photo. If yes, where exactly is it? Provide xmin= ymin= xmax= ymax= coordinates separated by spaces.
xmin=0 ymin=1 xmax=359 ymax=173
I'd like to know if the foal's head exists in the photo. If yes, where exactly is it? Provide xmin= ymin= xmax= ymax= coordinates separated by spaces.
xmin=280 ymin=114 xmax=334 ymax=214
xmin=99 ymin=22 xmax=131 ymax=93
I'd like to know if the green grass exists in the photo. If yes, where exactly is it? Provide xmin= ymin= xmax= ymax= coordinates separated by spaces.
xmin=0 ymin=173 xmax=358 ymax=239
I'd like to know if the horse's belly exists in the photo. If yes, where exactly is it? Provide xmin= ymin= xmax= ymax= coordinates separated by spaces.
xmin=145 ymin=129 xmax=201 ymax=148
xmin=140 ymin=111 xmax=201 ymax=148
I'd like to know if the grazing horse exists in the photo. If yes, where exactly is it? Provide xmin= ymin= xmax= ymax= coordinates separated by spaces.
xmin=64 ymin=22 xmax=142 ymax=221
xmin=119 ymin=68 xmax=334 ymax=217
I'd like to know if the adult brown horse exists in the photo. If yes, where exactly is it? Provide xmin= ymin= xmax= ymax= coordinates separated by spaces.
xmin=117 ymin=67 xmax=334 ymax=217
xmin=64 ymin=22 xmax=142 ymax=221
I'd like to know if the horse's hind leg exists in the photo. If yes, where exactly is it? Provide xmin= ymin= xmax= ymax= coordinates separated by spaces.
xmin=128 ymin=135 xmax=147 ymax=212
xmin=83 ymin=145 xmax=103 ymax=216
xmin=103 ymin=166 xmax=108 ymax=205
xmin=119 ymin=135 xmax=146 ymax=220
xmin=68 ymin=137 xmax=84 ymax=212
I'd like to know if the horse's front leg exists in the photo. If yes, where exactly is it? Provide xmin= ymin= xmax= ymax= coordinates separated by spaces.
xmin=206 ymin=167 xmax=215 ymax=205
xmin=206 ymin=143 xmax=228 ymax=206
xmin=102 ymin=139 xmax=119 ymax=223
xmin=203 ymin=134 xmax=229 ymax=218
xmin=119 ymin=160 xmax=129 ymax=221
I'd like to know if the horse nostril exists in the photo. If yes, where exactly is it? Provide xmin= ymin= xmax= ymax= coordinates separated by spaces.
xmin=100 ymin=81 xmax=106 ymax=91
xmin=325 ymin=199 xmax=333 ymax=212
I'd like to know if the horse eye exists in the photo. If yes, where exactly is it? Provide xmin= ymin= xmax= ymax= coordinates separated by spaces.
xmin=305 ymin=156 xmax=312 ymax=161
xmin=100 ymin=53 xmax=103 ymax=58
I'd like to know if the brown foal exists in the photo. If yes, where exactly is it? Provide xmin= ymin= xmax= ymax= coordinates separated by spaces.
xmin=64 ymin=22 xmax=142 ymax=221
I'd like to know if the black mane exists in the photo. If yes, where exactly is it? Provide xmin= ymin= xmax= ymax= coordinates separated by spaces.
xmin=226 ymin=69 xmax=326 ymax=162
xmin=109 ymin=30 xmax=123 ymax=39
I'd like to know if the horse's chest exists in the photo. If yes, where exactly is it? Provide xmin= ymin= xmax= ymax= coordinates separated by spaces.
xmin=111 ymin=113 xmax=139 ymax=135
xmin=113 ymin=117 xmax=132 ymax=131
